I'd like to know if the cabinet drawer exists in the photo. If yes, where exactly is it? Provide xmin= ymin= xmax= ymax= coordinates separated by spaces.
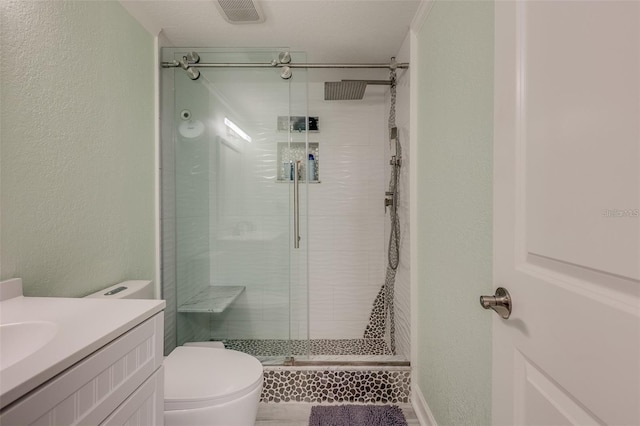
xmin=0 ymin=313 xmax=163 ymax=426
xmin=101 ymin=366 xmax=164 ymax=426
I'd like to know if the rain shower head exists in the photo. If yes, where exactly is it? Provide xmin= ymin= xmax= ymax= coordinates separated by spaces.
xmin=324 ymin=80 xmax=392 ymax=101
xmin=324 ymin=81 xmax=367 ymax=101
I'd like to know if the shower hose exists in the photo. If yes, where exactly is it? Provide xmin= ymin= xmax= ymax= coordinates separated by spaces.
xmin=388 ymin=69 xmax=401 ymax=271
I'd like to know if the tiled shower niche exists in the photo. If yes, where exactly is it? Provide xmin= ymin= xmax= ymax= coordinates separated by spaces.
xmin=277 ymin=142 xmax=320 ymax=183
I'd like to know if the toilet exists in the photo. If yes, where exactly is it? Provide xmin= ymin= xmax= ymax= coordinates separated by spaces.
xmin=86 ymin=281 xmax=263 ymax=426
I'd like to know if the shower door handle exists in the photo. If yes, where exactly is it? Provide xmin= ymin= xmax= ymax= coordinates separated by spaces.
xmin=293 ymin=160 xmax=301 ymax=249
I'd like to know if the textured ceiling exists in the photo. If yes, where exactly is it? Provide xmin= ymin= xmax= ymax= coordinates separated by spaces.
xmin=120 ymin=0 xmax=421 ymax=64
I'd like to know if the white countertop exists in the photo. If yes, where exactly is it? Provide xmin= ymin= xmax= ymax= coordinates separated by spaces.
xmin=0 ymin=293 xmax=165 ymax=409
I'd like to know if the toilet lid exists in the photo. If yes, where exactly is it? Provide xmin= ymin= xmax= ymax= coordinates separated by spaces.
xmin=164 ymin=347 xmax=263 ymax=411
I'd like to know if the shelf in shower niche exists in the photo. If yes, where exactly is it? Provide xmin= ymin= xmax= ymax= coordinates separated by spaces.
xmin=178 ymin=286 xmax=245 ymax=313
xmin=277 ymin=142 xmax=320 ymax=182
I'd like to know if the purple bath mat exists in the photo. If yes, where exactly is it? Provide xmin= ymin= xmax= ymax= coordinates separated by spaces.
xmin=309 ymin=404 xmax=408 ymax=426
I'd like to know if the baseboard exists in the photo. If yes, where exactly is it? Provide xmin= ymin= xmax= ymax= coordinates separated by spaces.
xmin=412 ymin=384 xmax=438 ymax=426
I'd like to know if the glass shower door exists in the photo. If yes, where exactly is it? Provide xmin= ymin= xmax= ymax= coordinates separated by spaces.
xmin=166 ymin=48 xmax=308 ymax=364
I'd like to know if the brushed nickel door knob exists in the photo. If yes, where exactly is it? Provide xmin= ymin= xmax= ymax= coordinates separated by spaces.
xmin=480 ymin=287 xmax=512 ymax=319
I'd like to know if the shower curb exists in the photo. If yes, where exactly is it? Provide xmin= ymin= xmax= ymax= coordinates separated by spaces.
xmin=260 ymin=366 xmax=411 ymax=404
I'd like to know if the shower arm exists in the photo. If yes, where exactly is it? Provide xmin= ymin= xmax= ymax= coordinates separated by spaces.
xmin=341 ymin=80 xmax=392 ymax=85
xmin=161 ymin=61 xmax=409 ymax=70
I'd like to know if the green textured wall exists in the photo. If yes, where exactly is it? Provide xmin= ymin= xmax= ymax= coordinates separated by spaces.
xmin=0 ymin=1 xmax=155 ymax=297
xmin=415 ymin=1 xmax=494 ymax=425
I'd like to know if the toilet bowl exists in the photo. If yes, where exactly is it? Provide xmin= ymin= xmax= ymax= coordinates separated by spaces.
xmin=164 ymin=346 xmax=262 ymax=426
xmin=85 ymin=281 xmax=263 ymax=426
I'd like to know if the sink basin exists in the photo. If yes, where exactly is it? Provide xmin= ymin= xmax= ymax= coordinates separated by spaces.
xmin=0 ymin=321 xmax=59 ymax=370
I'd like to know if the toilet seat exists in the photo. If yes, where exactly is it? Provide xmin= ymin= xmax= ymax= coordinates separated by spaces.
xmin=164 ymin=346 xmax=263 ymax=411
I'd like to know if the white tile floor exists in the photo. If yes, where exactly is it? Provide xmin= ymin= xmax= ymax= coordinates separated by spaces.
xmin=255 ymin=402 xmax=420 ymax=426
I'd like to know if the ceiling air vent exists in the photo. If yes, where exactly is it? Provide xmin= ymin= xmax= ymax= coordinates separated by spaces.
xmin=215 ymin=0 xmax=265 ymax=24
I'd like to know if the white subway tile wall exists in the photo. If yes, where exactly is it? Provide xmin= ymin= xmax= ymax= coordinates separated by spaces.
xmin=306 ymin=82 xmax=388 ymax=339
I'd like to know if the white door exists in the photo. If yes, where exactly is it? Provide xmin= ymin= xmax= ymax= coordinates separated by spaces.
xmin=493 ymin=1 xmax=640 ymax=425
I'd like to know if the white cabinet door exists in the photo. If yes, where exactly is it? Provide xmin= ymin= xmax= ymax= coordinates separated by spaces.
xmin=493 ymin=1 xmax=640 ymax=425
xmin=101 ymin=367 xmax=164 ymax=426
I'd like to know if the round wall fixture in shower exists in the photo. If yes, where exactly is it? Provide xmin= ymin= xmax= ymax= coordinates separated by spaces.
xmin=178 ymin=110 xmax=205 ymax=138
xmin=186 ymin=68 xmax=200 ymax=80
xmin=280 ymin=66 xmax=292 ymax=80
xmin=278 ymin=51 xmax=291 ymax=64
xmin=185 ymin=51 xmax=200 ymax=64
xmin=179 ymin=119 xmax=205 ymax=139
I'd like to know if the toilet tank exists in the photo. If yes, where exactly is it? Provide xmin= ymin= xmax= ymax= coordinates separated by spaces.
xmin=84 ymin=280 xmax=154 ymax=299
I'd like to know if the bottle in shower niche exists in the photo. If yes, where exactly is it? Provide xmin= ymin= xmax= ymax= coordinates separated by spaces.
xmin=283 ymin=160 xmax=294 ymax=181
xmin=307 ymin=154 xmax=316 ymax=181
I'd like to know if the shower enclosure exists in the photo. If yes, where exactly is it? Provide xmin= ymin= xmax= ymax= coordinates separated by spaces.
xmin=161 ymin=48 xmax=409 ymax=365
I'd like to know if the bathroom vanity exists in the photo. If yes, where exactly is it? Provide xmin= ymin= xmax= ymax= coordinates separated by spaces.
xmin=0 ymin=278 xmax=166 ymax=425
